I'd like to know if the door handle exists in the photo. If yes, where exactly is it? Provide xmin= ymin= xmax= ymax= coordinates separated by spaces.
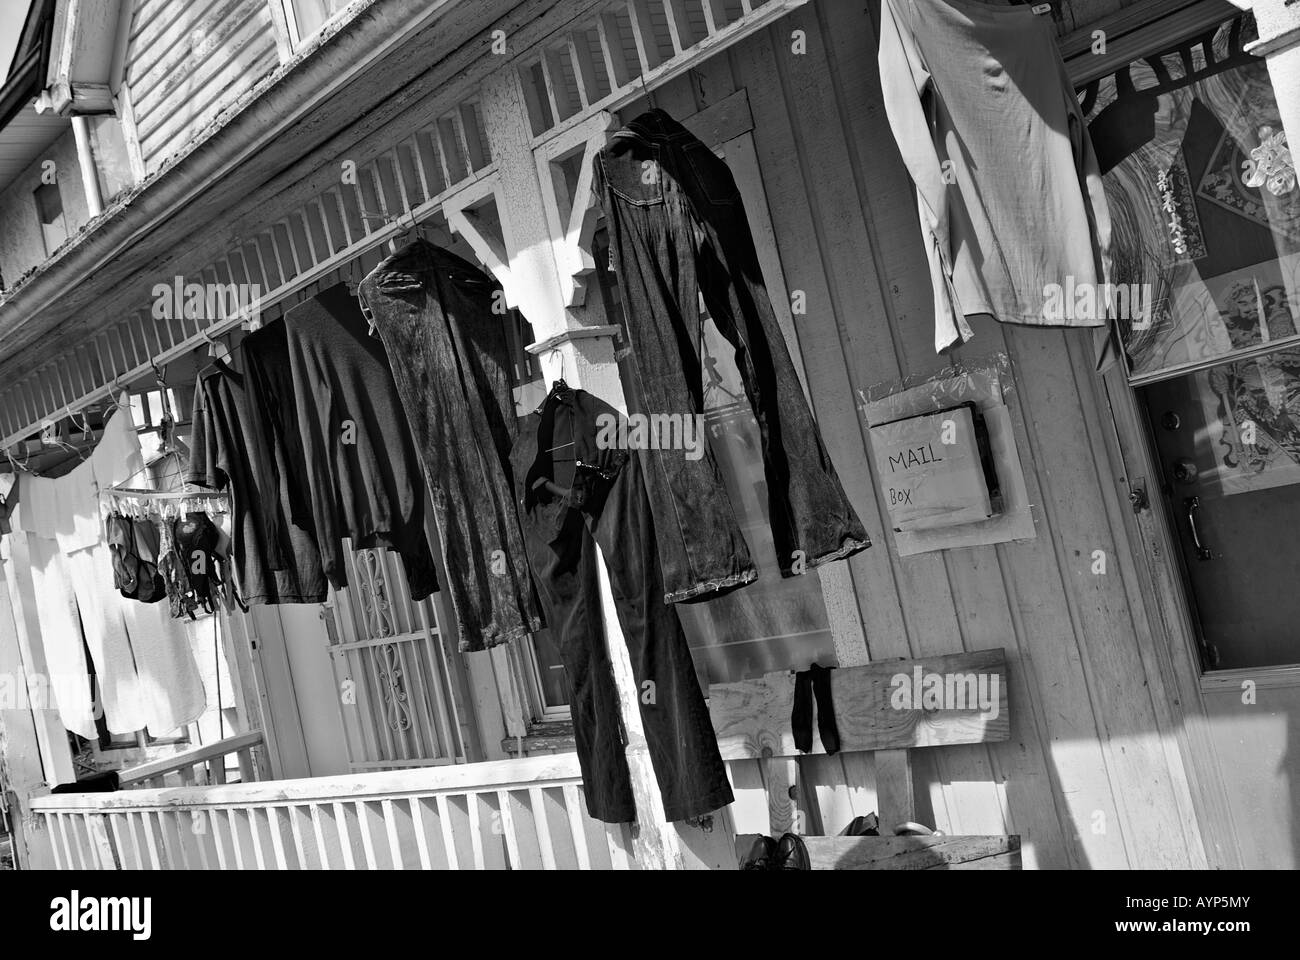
xmin=1184 ymin=496 xmax=1212 ymax=561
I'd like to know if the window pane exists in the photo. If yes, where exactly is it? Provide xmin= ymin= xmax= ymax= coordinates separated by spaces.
xmin=290 ymin=0 xmax=349 ymax=41
xmin=1084 ymin=15 xmax=1300 ymax=380
xmin=530 ymin=627 xmax=571 ymax=710
xmin=34 ymin=182 xmax=67 ymax=256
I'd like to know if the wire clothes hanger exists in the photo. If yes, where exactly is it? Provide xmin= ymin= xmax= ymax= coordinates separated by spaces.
xmin=100 ymin=484 xmax=230 ymax=520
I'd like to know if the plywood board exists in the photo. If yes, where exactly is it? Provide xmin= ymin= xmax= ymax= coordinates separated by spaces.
xmin=802 ymin=834 xmax=1022 ymax=870
xmin=710 ymin=649 xmax=1009 ymax=761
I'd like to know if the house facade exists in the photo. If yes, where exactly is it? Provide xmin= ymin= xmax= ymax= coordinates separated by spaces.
xmin=1 ymin=0 xmax=1299 ymax=871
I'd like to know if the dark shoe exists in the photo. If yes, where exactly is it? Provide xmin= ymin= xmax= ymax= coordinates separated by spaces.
xmin=775 ymin=832 xmax=810 ymax=871
xmin=741 ymin=835 xmax=778 ymax=870
xmin=840 ymin=813 xmax=880 ymax=837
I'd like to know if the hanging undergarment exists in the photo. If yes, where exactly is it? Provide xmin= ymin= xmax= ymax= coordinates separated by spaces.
xmin=156 ymin=515 xmax=199 ymax=620
xmin=106 ymin=512 xmax=166 ymax=604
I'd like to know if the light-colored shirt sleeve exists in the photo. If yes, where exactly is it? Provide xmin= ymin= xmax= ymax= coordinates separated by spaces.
xmin=878 ymin=0 xmax=974 ymax=353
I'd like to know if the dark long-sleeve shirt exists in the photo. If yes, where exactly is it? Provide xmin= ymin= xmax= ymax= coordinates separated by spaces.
xmin=283 ymin=282 xmax=438 ymax=601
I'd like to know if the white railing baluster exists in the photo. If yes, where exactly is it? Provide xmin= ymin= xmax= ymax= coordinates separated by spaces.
xmin=539 ymin=47 xmax=571 ymax=126
xmin=436 ymin=794 xmax=459 ymax=870
xmin=497 ymin=791 xmax=521 ymax=869
xmin=409 ymin=798 xmax=432 ymax=869
xmin=333 ymin=801 xmax=356 ymax=870
xmin=423 ymin=127 xmax=452 ymax=195
xmin=249 ymin=809 xmax=267 ymax=870
xmin=408 ymin=135 xmax=434 ymax=203
xmin=290 ymin=805 xmax=311 ymax=869
xmin=272 ymin=806 xmax=294 ymax=870
xmin=310 ymin=804 xmax=329 ymax=869
xmin=387 ymin=153 xmax=412 ymax=222
xmin=381 ymin=798 xmax=404 ymax=869
xmin=155 ymin=811 xmax=181 ymax=869
xmin=662 ymin=0 xmax=689 ymax=55
xmin=567 ymin=32 xmax=596 ymax=108
xmin=700 ymin=0 xmax=718 ymax=34
xmin=227 ymin=810 xmax=245 ymax=869
xmin=56 ymin=813 xmax=75 ymax=869
xmin=458 ymin=104 xmax=488 ymax=171
xmin=87 ymin=811 xmax=115 ymax=863
xmin=627 ymin=0 xmax=662 ymax=74
xmin=450 ymin=111 xmax=476 ymax=184
xmin=529 ymin=788 xmax=557 ymax=870
xmin=209 ymin=810 xmax=229 ymax=869
xmin=467 ymin=793 xmax=485 ymax=870
xmin=357 ymin=802 xmax=379 ymax=870
xmin=562 ymin=785 xmax=592 ymax=870
xmin=108 ymin=814 xmax=129 ymax=870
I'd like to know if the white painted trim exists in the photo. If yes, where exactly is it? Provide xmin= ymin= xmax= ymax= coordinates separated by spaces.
xmin=533 ymin=110 xmax=617 ymax=307
xmin=32 ymin=752 xmax=586 ymax=810
xmin=1200 ymin=664 xmax=1300 ymax=691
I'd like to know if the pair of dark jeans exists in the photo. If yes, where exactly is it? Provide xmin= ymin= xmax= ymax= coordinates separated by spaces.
xmin=513 ymin=387 xmax=734 ymax=823
xmin=361 ymin=240 xmax=542 ymax=651
xmin=593 ymin=109 xmax=871 ymax=602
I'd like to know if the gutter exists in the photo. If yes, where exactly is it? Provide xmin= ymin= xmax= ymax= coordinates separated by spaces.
xmin=0 ymin=0 xmax=460 ymax=354
xmin=0 ymin=47 xmax=43 ymax=129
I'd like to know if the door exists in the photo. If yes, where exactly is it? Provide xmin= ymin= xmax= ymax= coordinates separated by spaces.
xmin=1084 ymin=11 xmax=1300 ymax=673
xmin=1140 ymin=351 xmax=1300 ymax=670
xmin=1083 ymin=10 xmax=1300 ymax=867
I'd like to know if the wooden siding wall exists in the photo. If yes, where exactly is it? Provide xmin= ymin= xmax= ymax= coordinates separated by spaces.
xmin=122 ymin=0 xmax=281 ymax=173
xmin=618 ymin=0 xmax=1204 ymax=869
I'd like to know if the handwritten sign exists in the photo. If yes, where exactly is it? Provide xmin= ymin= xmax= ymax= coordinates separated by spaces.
xmin=869 ymin=405 xmax=993 ymax=532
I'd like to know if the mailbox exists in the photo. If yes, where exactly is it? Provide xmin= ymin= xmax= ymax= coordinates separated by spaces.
xmin=869 ymin=402 xmax=1002 ymax=532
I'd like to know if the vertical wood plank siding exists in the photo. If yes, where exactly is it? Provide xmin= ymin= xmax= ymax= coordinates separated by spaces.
xmin=629 ymin=0 xmax=1203 ymax=869
xmin=124 ymin=0 xmax=281 ymax=173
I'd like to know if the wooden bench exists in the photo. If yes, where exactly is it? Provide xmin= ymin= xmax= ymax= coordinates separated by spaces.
xmin=710 ymin=648 xmax=1021 ymax=870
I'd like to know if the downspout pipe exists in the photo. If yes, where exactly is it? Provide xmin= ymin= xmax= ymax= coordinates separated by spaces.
xmin=71 ymin=115 xmax=102 ymax=218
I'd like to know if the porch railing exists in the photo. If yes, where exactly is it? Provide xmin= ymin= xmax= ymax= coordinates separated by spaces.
xmin=117 ymin=731 xmax=269 ymax=790
xmin=30 ymin=753 xmax=637 ymax=870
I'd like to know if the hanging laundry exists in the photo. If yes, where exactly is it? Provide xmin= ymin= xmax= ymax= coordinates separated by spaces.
xmin=156 ymin=514 xmax=199 ymax=620
xmin=0 ymin=533 xmax=97 ymax=740
xmin=106 ymin=512 xmax=167 ymax=603
xmin=360 ymin=240 xmax=543 ymax=652
xmin=185 ymin=322 xmax=328 ymax=606
xmin=513 ymin=386 xmax=733 ymax=823
xmin=877 ymin=0 xmax=1113 ymax=354
xmin=592 ymin=108 xmax=870 ymax=603
xmin=171 ymin=512 xmax=242 ymax=615
xmin=791 ymin=663 xmax=840 ymax=756
xmin=10 ymin=408 xmax=206 ymax=737
xmin=282 ymin=283 xmax=439 ymax=602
